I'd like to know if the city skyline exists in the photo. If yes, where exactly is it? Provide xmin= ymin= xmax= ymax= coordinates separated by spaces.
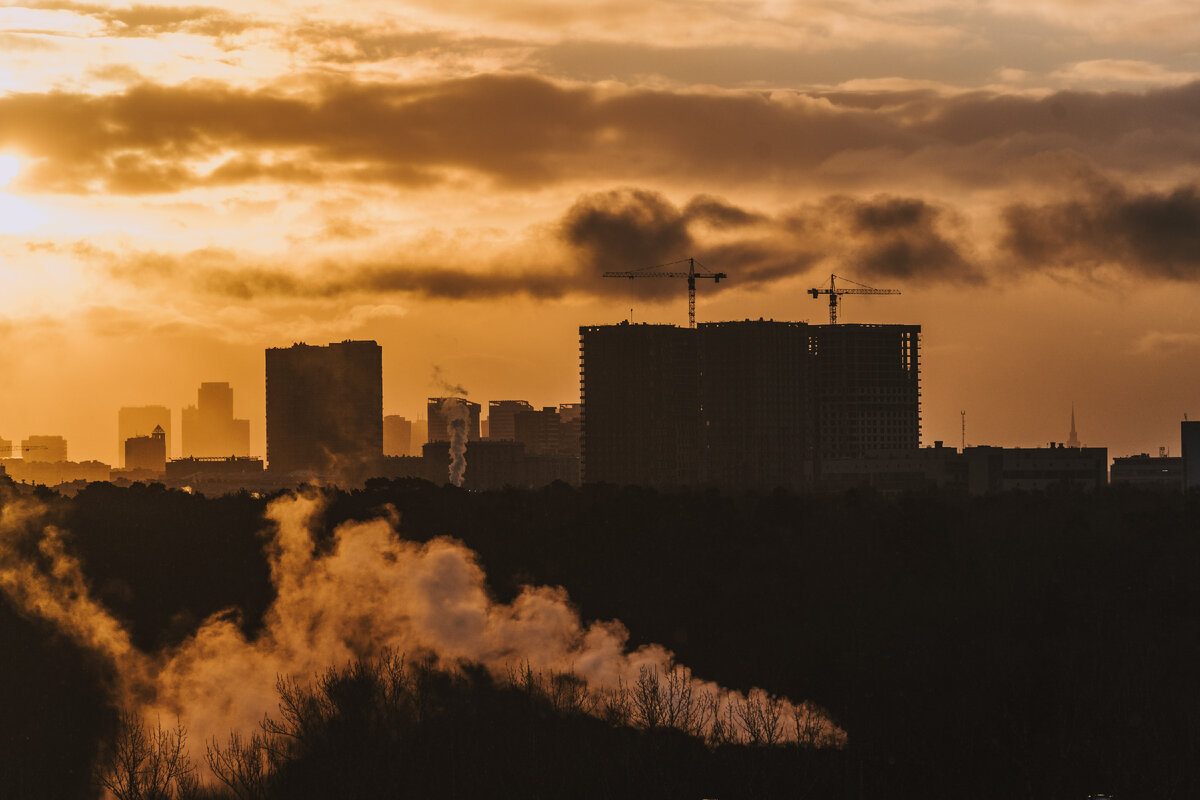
xmin=2 ymin=2 xmax=1200 ymax=462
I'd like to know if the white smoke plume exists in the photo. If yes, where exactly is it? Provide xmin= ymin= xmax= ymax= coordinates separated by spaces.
xmin=0 ymin=491 xmax=845 ymax=778
xmin=440 ymin=397 xmax=469 ymax=487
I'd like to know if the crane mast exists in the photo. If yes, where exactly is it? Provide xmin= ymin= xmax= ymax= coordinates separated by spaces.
xmin=808 ymin=274 xmax=900 ymax=324
xmin=603 ymin=257 xmax=726 ymax=328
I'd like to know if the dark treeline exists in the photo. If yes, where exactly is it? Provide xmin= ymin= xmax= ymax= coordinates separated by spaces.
xmin=103 ymin=653 xmax=843 ymax=800
xmin=3 ymin=478 xmax=1200 ymax=798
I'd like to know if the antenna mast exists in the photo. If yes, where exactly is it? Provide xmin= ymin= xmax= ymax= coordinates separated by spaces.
xmin=960 ymin=410 xmax=966 ymax=452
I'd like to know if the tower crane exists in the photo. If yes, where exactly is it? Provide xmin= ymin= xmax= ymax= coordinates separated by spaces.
xmin=603 ymin=257 xmax=726 ymax=328
xmin=808 ymin=274 xmax=900 ymax=324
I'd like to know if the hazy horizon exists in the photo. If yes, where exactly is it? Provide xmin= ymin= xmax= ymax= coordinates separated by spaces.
xmin=3 ymin=1 xmax=1200 ymax=463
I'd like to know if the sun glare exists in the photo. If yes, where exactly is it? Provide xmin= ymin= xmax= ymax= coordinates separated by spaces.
xmin=0 ymin=154 xmax=20 ymax=187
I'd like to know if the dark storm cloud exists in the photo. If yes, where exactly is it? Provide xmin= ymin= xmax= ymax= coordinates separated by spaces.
xmin=1001 ymin=182 xmax=1200 ymax=278
xmin=95 ymin=188 xmax=983 ymax=302
xmin=5 ymin=75 xmax=1200 ymax=195
xmin=561 ymin=188 xmax=694 ymax=270
xmin=836 ymin=196 xmax=981 ymax=283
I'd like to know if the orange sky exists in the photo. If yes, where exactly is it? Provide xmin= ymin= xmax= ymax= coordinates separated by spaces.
xmin=2 ymin=0 xmax=1200 ymax=463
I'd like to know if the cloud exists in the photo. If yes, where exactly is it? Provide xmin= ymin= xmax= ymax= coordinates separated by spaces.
xmin=1052 ymin=59 xmax=1200 ymax=87
xmin=835 ymin=195 xmax=981 ymax=283
xmin=5 ymin=75 xmax=1200 ymax=196
xmin=87 ymin=187 xmax=983 ymax=305
xmin=1000 ymin=181 xmax=1200 ymax=279
xmin=561 ymin=188 xmax=694 ymax=273
xmin=27 ymin=1 xmax=262 ymax=38
xmin=1132 ymin=330 xmax=1200 ymax=356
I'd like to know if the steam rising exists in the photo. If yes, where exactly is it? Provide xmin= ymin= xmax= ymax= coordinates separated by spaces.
xmin=0 ymin=491 xmax=844 ymax=776
xmin=440 ymin=397 xmax=469 ymax=487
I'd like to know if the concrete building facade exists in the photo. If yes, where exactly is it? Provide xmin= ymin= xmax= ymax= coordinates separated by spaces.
xmin=124 ymin=425 xmax=166 ymax=473
xmin=383 ymin=415 xmax=414 ymax=457
xmin=265 ymin=340 xmax=383 ymax=475
xmin=427 ymin=398 xmax=482 ymax=443
xmin=579 ymin=320 xmax=921 ymax=490
xmin=117 ymin=406 xmax=170 ymax=466
xmin=182 ymin=382 xmax=250 ymax=458
xmin=487 ymin=401 xmax=533 ymax=441
xmin=579 ymin=322 xmax=701 ymax=486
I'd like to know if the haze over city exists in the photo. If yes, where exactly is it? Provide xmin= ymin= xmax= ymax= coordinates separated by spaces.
xmin=2 ymin=1 xmax=1200 ymax=462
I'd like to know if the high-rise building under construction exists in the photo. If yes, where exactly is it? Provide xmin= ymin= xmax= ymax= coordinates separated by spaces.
xmin=810 ymin=324 xmax=921 ymax=461
xmin=579 ymin=323 xmax=700 ymax=486
xmin=579 ymin=320 xmax=920 ymax=489
xmin=265 ymin=340 xmax=382 ymax=474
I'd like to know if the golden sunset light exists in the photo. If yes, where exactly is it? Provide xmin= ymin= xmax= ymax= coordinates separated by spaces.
xmin=0 ymin=0 xmax=1198 ymax=463
xmin=7 ymin=5 xmax=1200 ymax=798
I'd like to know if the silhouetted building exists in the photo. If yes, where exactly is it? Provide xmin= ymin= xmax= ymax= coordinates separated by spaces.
xmin=118 ymin=406 xmax=171 ymax=466
xmin=3 ymin=458 xmax=110 ymax=486
xmin=420 ymin=440 xmax=579 ymax=489
xmin=580 ymin=323 xmax=701 ymax=486
xmin=1183 ymin=420 xmax=1200 ymax=490
xmin=165 ymin=455 xmax=264 ymax=479
xmin=22 ymin=435 xmax=67 ymax=464
xmin=124 ymin=425 xmax=166 ymax=473
xmin=699 ymin=320 xmax=813 ymax=490
xmin=579 ymin=319 xmax=921 ymax=490
xmin=819 ymin=441 xmax=965 ymax=492
xmin=383 ymin=415 xmax=414 ymax=457
xmin=965 ymin=444 xmax=1107 ymax=493
xmin=428 ymin=398 xmax=482 ymax=443
xmin=265 ymin=340 xmax=383 ymax=475
xmin=1111 ymin=453 xmax=1182 ymax=491
xmin=487 ymin=400 xmax=533 ymax=441
xmin=558 ymin=403 xmax=582 ymax=459
xmin=811 ymin=324 xmax=921 ymax=463
xmin=182 ymin=382 xmax=250 ymax=457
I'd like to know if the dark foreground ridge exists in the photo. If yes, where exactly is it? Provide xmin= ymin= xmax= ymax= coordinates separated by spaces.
xmin=3 ymin=478 xmax=1199 ymax=798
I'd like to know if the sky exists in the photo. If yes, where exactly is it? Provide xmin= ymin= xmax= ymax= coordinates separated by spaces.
xmin=1 ymin=0 xmax=1200 ymax=464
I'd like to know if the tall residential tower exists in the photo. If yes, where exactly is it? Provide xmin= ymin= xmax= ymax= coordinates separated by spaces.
xmin=265 ymin=340 xmax=383 ymax=475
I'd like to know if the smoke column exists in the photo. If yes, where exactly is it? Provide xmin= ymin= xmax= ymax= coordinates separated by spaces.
xmin=440 ymin=397 xmax=469 ymax=487
xmin=0 ymin=491 xmax=845 ymax=775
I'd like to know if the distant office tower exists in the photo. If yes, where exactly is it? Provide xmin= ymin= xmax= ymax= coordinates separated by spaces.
xmin=579 ymin=323 xmax=700 ymax=486
xmin=558 ymin=403 xmax=583 ymax=459
xmin=383 ymin=415 xmax=414 ymax=456
xmin=22 ymin=435 xmax=67 ymax=463
xmin=0 ymin=436 xmax=10 ymax=457
xmin=118 ymin=405 xmax=171 ymax=466
xmin=125 ymin=425 xmax=166 ymax=472
xmin=428 ymin=398 xmax=482 ymax=442
xmin=182 ymin=382 xmax=250 ymax=457
xmin=699 ymin=320 xmax=814 ymax=490
xmin=265 ymin=340 xmax=383 ymax=474
xmin=811 ymin=324 xmax=921 ymax=462
xmin=487 ymin=400 xmax=533 ymax=441
xmin=1182 ymin=420 xmax=1200 ymax=490
xmin=1111 ymin=453 xmax=1182 ymax=491
xmin=515 ymin=406 xmax=564 ymax=456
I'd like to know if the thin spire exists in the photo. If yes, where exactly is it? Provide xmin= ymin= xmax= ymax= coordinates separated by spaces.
xmin=1067 ymin=402 xmax=1081 ymax=448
